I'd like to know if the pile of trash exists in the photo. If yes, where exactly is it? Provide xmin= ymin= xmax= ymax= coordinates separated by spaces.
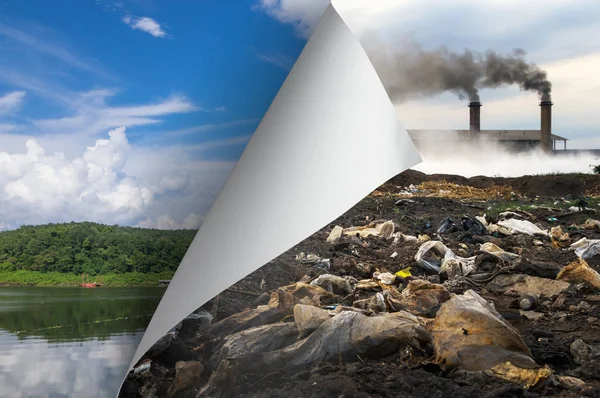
xmin=120 ymin=173 xmax=600 ymax=398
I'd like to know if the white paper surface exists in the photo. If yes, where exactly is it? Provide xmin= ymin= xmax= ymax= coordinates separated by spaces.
xmin=121 ymin=3 xmax=421 ymax=391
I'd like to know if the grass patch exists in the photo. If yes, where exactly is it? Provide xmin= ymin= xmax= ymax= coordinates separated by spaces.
xmin=0 ymin=270 xmax=175 ymax=287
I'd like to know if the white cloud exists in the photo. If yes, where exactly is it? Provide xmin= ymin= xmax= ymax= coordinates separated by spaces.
xmin=0 ymin=332 xmax=140 ymax=398
xmin=0 ymin=126 xmax=236 ymax=230
xmin=256 ymin=0 xmax=330 ymax=37
xmin=0 ymin=91 xmax=26 ymax=115
xmin=256 ymin=52 xmax=294 ymax=71
xmin=122 ymin=15 xmax=167 ymax=38
xmin=33 ymin=90 xmax=198 ymax=136
xmin=0 ymin=21 xmax=113 ymax=79
xmin=1 ymin=127 xmax=153 ymax=223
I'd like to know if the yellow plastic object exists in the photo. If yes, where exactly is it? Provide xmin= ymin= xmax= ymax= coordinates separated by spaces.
xmin=395 ymin=267 xmax=412 ymax=278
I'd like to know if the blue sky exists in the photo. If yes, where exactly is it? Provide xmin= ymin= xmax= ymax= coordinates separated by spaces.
xmin=0 ymin=0 xmax=304 ymax=150
xmin=0 ymin=0 xmax=311 ymax=230
xmin=3 ymin=0 xmax=600 ymax=230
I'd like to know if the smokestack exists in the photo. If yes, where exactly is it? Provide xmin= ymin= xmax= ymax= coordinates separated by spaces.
xmin=468 ymin=101 xmax=481 ymax=133
xmin=540 ymin=100 xmax=552 ymax=153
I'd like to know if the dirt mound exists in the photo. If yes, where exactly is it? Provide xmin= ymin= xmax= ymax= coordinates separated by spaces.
xmin=384 ymin=170 xmax=600 ymax=199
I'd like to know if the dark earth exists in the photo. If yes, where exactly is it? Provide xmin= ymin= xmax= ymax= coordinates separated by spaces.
xmin=120 ymin=170 xmax=600 ymax=398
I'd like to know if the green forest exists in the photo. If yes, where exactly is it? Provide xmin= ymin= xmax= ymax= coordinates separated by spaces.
xmin=0 ymin=222 xmax=197 ymax=286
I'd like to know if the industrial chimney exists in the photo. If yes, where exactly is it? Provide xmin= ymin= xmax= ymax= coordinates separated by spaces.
xmin=468 ymin=102 xmax=481 ymax=134
xmin=540 ymin=100 xmax=552 ymax=153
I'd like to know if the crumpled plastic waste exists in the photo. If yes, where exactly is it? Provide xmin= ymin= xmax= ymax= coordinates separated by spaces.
xmin=499 ymin=211 xmax=526 ymax=220
xmin=395 ymin=267 xmax=412 ymax=278
xmin=487 ymin=274 xmax=571 ymax=298
xmin=310 ymin=274 xmax=358 ymax=295
xmin=414 ymin=241 xmax=477 ymax=277
xmin=133 ymin=359 xmax=152 ymax=375
xmin=570 ymin=237 xmax=600 ymax=260
xmin=479 ymin=242 xmax=521 ymax=263
xmin=437 ymin=216 xmax=456 ymax=234
xmin=326 ymin=225 xmax=344 ymax=243
xmin=208 ymin=322 xmax=299 ymax=369
xmin=550 ymin=226 xmax=570 ymax=242
xmin=486 ymin=223 xmax=514 ymax=236
xmin=461 ymin=215 xmax=487 ymax=235
xmin=198 ymin=310 xmax=431 ymax=398
xmin=556 ymin=258 xmax=600 ymax=288
xmin=373 ymin=271 xmax=396 ymax=285
xmin=393 ymin=232 xmax=418 ymax=243
xmin=293 ymin=304 xmax=333 ymax=338
xmin=430 ymin=290 xmax=553 ymax=388
xmin=342 ymin=220 xmax=395 ymax=240
xmin=497 ymin=219 xmax=549 ymax=236
xmin=381 ymin=279 xmax=451 ymax=317
xmin=295 ymin=252 xmax=322 ymax=264
xmin=584 ymin=219 xmax=600 ymax=230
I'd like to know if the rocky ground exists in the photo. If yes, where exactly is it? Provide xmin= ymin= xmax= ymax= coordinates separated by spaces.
xmin=119 ymin=170 xmax=600 ymax=398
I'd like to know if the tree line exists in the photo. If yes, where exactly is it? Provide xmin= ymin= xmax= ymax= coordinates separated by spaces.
xmin=0 ymin=222 xmax=197 ymax=275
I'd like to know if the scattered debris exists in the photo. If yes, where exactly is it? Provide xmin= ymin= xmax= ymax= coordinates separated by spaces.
xmin=121 ymin=171 xmax=600 ymax=398
xmin=497 ymin=219 xmax=549 ymax=236
xmin=570 ymin=237 xmax=600 ymax=260
xmin=326 ymin=225 xmax=344 ymax=244
xmin=557 ymin=258 xmax=600 ymax=288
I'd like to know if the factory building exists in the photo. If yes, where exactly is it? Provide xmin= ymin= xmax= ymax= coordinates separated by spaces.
xmin=407 ymin=101 xmax=568 ymax=152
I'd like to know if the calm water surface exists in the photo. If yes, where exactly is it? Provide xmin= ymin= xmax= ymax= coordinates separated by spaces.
xmin=0 ymin=287 xmax=165 ymax=398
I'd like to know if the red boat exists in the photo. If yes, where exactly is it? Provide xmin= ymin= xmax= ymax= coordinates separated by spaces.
xmin=80 ymin=273 xmax=102 ymax=288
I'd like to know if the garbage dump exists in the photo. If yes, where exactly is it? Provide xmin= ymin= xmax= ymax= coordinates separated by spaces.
xmin=120 ymin=170 xmax=600 ymax=398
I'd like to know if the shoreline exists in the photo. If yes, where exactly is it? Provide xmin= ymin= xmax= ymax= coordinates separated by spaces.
xmin=0 ymin=270 xmax=175 ymax=288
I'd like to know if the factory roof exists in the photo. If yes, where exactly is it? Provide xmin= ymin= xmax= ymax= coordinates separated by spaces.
xmin=407 ymin=129 xmax=568 ymax=141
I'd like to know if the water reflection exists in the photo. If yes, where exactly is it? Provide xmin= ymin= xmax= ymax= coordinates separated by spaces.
xmin=0 ymin=287 xmax=164 ymax=398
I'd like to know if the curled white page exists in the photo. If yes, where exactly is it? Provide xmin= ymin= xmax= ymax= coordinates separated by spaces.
xmin=123 ymin=2 xmax=421 ymax=389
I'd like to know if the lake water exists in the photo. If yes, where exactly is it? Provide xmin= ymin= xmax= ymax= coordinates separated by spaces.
xmin=0 ymin=287 xmax=165 ymax=398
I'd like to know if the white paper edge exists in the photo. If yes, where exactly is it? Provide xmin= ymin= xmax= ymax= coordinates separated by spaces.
xmin=118 ymin=3 xmax=421 ymax=394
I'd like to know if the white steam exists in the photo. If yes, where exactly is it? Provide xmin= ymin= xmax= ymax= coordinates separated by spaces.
xmin=411 ymin=131 xmax=599 ymax=177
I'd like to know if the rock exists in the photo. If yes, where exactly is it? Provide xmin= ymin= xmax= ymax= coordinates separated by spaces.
xmin=294 ymin=304 xmax=333 ymax=338
xmin=178 ymin=311 xmax=213 ymax=340
xmin=356 ymin=263 xmax=373 ymax=275
xmin=145 ymin=332 xmax=175 ymax=359
xmin=570 ymin=339 xmax=600 ymax=365
xmin=119 ymin=379 xmax=141 ymax=398
xmin=155 ymin=338 xmax=195 ymax=368
xmin=166 ymin=361 xmax=203 ymax=398
xmin=556 ymin=375 xmax=585 ymax=391
xmin=519 ymin=310 xmax=544 ymax=321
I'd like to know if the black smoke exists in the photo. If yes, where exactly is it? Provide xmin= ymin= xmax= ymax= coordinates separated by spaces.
xmin=362 ymin=34 xmax=552 ymax=103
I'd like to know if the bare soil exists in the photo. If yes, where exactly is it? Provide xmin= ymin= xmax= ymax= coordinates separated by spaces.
xmin=120 ymin=171 xmax=600 ymax=398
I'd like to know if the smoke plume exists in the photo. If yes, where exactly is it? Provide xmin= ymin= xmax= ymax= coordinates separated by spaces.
xmin=362 ymin=34 xmax=552 ymax=103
